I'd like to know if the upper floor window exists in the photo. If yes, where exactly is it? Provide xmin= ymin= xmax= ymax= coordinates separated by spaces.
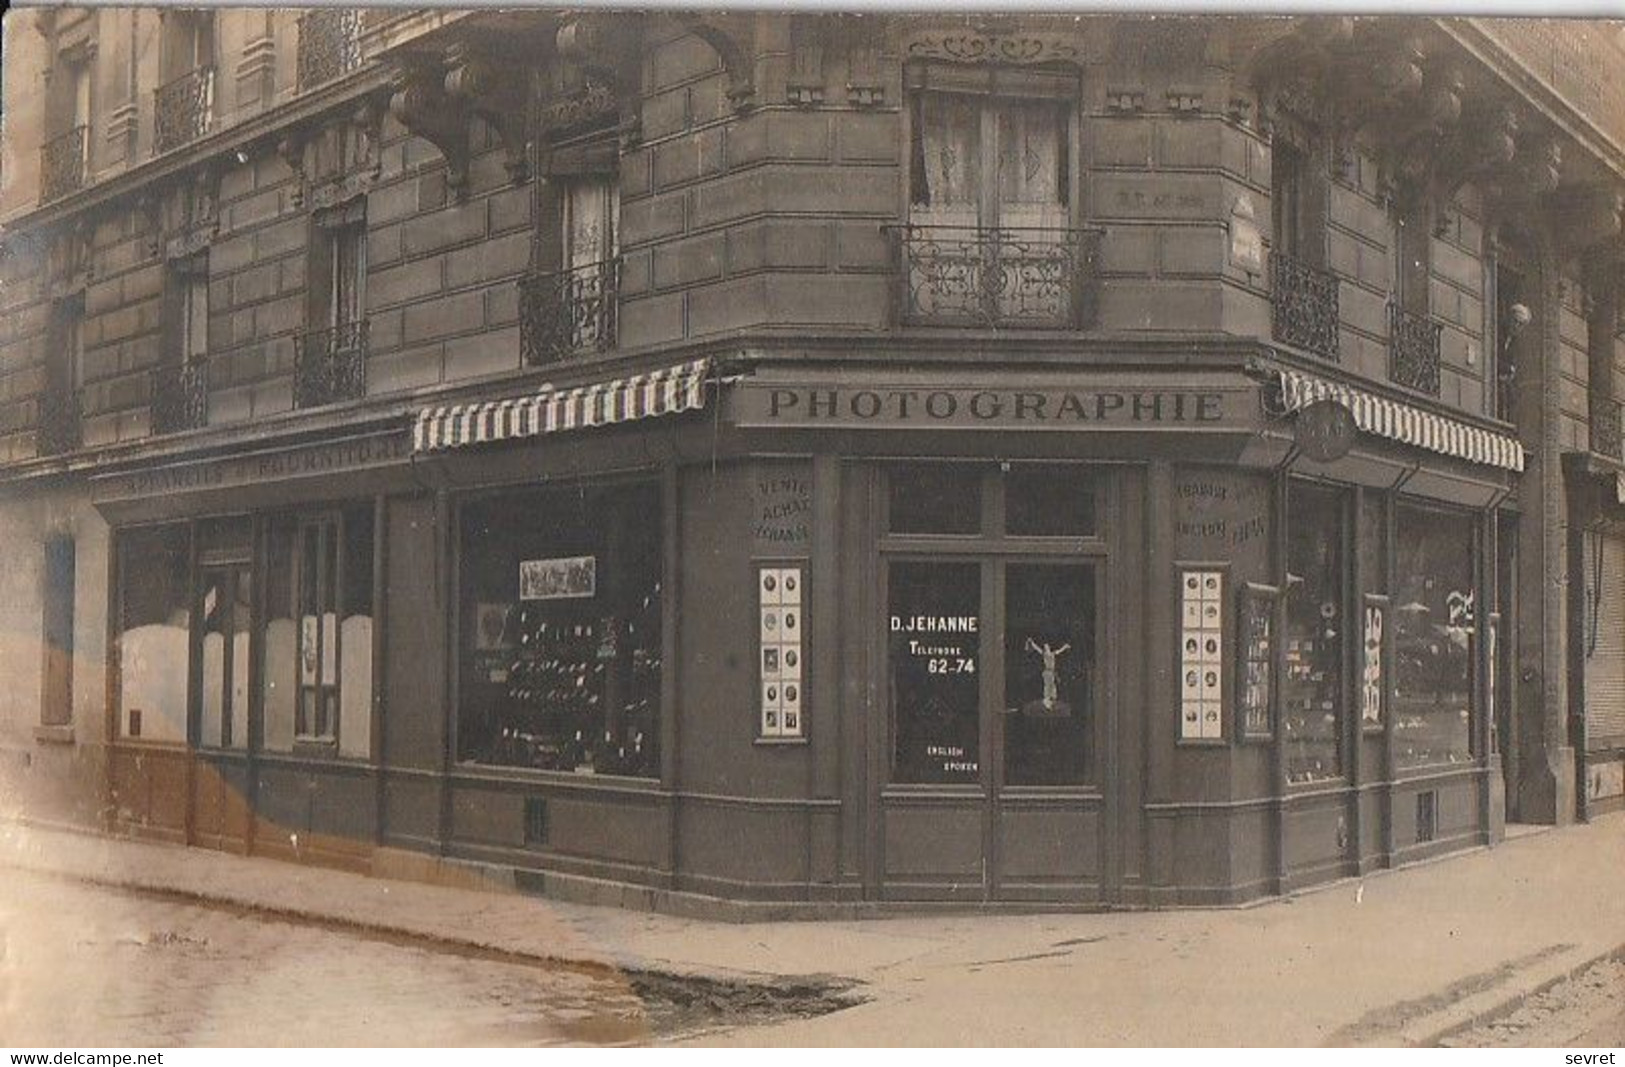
xmin=296 ymin=201 xmax=369 ymax=409
xmin=155 ymin=11 xmax=215 ymax=153
xmin=42 ymin=51 xmax=92 ymax=202
xmin=521 ymin=112 xmax=621 ymax=365
xmin=1267 ymin=116 xmax=1338 ymax=359
xmin=1389 ymin=199 xmax=1442 ymax=395
xmin=899 ymin=67 xmax=1091 ymax=330
xmin=153 ymin=252 xmax=210 ymax=434
xmin=38 ymin=294 xmax=85 ymax=456
xmin=297 ymin=9 xmax=364 ymax=91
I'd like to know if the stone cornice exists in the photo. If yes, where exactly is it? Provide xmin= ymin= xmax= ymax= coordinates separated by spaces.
xmin=0 ymin=64 xmax=396 ymax=239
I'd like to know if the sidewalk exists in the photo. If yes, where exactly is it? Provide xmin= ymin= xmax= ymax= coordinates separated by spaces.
xmin=3 ymin=815 xmax=1623 ymax=1046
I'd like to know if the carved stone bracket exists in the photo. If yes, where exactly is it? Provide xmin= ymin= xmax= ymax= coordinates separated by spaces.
xmin=277 ymin=131 xmax=310 ymax=208
xmin=444 ymin=43 xmax=530 ymax=184
xmin=1556 ymin=185 xmax=1625 ymax=256
xmin=389 ymin=55 xmax=471 ymax=196
xmin=678 ymin=13 xmax=757 ymax=112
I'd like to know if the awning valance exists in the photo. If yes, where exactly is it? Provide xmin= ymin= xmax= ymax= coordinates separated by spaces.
xmin=413 ymin=357 xmax=710 ymax=453
xmin=1275 ymin=367 xmax=1525 ymax=473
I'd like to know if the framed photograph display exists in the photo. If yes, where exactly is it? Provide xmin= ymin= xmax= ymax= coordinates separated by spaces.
xmin=1236 ymin=582 xmax=1280 ymax=742
xmin=1362 ymin=593 xmax=1389 ymax=733
xmin=758 ymin=562 xmax=806 ymax=740
xmin=1177 ymin=564 xmax=1226 ymax=742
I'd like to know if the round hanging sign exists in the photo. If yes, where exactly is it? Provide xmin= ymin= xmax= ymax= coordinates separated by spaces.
xmin=1295 ymin=399 xmax=1357 ymax=463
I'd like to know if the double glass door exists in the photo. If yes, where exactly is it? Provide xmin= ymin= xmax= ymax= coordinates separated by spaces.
xmin=883 ymin=556 xmax=1103 ymax=900
xmin=890 ymin=560 xmax=1097 ymax=789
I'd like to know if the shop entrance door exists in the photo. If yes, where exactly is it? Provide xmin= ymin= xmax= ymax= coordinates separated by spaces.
xmin=189 ymin=563 xmax=253 ymax=852
xmin=880 ymin=557 xmax=1105 ymax=902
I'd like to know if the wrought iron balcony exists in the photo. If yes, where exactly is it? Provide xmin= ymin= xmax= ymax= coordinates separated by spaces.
xmin=150 ymin=359 xmax=209 ymax=435
xmin=294 ymin=321 xmax=369 ymax=409
xmin=519 ymin=259 xmax=619 ymax=366
xmin=1592 ymin=393 xmax=1623 ymax=461
xmin=1270 ymin=252 xmax=1340 ymax=360
xmin=1389 ymin=302 xmax=1443 ymax=396
xmin=154 ymin=65 xmax=215 ymax=154
xmin=36 ymin=387 xmax=82 ymax=457
xmin=891 ymin=225 xmax=1100 ymax=329
xmin=40 ymin=124 xmax=88 ymax=203
xmin=297 ymin=9 xmax=364 ymax=90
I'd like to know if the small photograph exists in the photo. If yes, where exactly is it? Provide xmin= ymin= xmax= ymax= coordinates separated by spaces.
xmin=519 ymin=555 xmax=597 ymax=601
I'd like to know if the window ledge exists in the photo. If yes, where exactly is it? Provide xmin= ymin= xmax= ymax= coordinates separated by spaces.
xmin=34 ymin=724 xmax=75 ymax=745
xmin=753 ymin=736 xmax=809 ymax=747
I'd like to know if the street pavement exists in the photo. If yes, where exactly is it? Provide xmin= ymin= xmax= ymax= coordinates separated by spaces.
xmin=1 ymin=814 xmax=1622 ymax=1046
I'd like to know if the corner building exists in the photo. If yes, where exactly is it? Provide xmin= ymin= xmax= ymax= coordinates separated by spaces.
xmin=2 ymin=11 xmax=1623 ymax=912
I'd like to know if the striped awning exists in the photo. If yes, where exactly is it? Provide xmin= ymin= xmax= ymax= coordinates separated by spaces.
xmin=413 ymin=358 xmax=710 ymax=453
xmin=1275 ymin=368 xmax=1525 ymax=473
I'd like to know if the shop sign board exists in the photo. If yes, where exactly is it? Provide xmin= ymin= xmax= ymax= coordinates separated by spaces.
xmin=733 ymin=376 xmax=1260 ymax=433
xmin=92 ymin=430 xmax=412 ymax=503
xmin=1294 ymin=399 xmax=1357 ymax=463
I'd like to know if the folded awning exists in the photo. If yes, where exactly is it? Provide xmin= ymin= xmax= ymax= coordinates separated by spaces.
xmin=413 ymin=357 xmax=710 ymax=453
xmin=1274 ymin=367 xmax=1525 ymax=473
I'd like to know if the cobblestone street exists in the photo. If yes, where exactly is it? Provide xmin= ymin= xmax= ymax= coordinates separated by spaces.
xmin=0 ymin=870 xmax=660 ymax=1047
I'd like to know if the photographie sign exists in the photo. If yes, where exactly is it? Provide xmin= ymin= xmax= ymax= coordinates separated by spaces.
xmin=519 ymin=556 xmax=597 ymax=601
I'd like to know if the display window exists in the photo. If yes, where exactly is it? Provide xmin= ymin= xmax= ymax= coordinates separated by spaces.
xmin=1283 ymin=482 xmax=1346 ymax=783
xmin=262 ymin=506 xmax=374 ymax=757
xmin=457 ymin=481 xmax=662 ymax=778
xmin=117 ymin=524 xmax=191 ymax=743
xmin=1393 ymin=504 xmax=1475 ymax=768
xmin=888 ymin=464 xmax=983 ymax=535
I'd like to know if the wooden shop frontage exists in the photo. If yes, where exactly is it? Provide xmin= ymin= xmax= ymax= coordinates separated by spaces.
xmin=92 ymin=345 xmax=1526 ymax=911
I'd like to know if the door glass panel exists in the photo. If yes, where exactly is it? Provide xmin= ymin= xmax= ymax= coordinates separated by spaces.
xmin=888 ymin=465 xmax=983 ymax=536
xmin=199 ymin=571 xmax=228 ymax=748
xmin=1005 ymin=464 xmax=1096 ymax=537
xmin=890 ymin=561 xmax=981 ymax=784
xmin=1004 ymin=564 xmax=1094 ymax=785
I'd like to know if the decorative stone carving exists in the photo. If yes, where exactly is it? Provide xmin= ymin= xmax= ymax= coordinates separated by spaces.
xmin=905 ymin=28 xmax=1080 ymax=66
xmin=444 ymin=43 xmax=531 ymax=184
xmin=388 ymin=56 xmax=471 ymax=196
xmin=556 ymin=14 xmax=643 ymax=147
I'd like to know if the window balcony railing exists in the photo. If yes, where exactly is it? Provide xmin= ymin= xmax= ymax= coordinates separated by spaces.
xmin=1389 ymin=302 xmax=1443 ymax=396
xmin=36 ymin=388 xmax=82 ymax=457
xmin=1270 ymin=251 xmax=1340 ymax=361
xmin=293 ymin=321 xmax=369 ymax=409
xmin=297 ymin=9 xmax=364 ymax=91
xmin=40 ymin=124 xmax=88 ymax=203
xmin=154 ymin=65 xmax=215 ymax=154
xmin=150 ymin=359 xmax=209 ymax=435
xmin=519 ymin=259 xmax=619 ymax=366
xmin=1592 ymin=393 xmax=1623 ymax=461
xmin=890 ymin=225 xmax=1101 ymax=330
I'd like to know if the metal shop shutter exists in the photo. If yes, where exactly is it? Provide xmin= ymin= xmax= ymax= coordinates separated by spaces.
xmin=1585 ymin=530 xmax=1625 ymax=750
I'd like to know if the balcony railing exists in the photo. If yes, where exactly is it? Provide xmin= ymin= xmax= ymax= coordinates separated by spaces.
xmin=294 ymin=321 xmax=369 ymax=409
xmin=40 ymin=125 xmax=88 ymax=203
xmin=297 ymin=9 xmax=364 ymax=90
xmin=154 ymin=65 xmax=215 ymax=154
xmin=1389 ymin=302 xmax=1443 ymax=396
xmin=1270 ymin=252 xmax=1340 ymax=361
xmin=891 ymin=225 xmax=1100 ymax=329
xmin=1592 ymin=394 xmax=1623 ymax=461
xmin=519 ymin=259 xmax=619 ymax=366
xmin=150 ymin=359 xmax=209 ymax=435
xmin=36 ymin=388 xmax=82 ymax=457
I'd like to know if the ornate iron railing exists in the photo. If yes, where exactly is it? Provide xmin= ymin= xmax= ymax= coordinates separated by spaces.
xmin=36 ymin=388 xmax=82 ymax=457
xmin=1389 ymin=302 xmax=1443 ymax=396
xmin=40 ymin=125 xmax=88 ymax=203
xmin=293 ymin=321 xmax=369 ymax=409
xmin=1270 ymin=251 xmax=1340 ymax=360
xmin=154 ymin=65 xmax=215 ymax=154
xmin=519 ymin=259 xmax=620 ymax=365
xmin=1592 ymin=393 xmax=1623 ymax=461
xmin=892 ymin=225 xmax=1099 ymax=329
xmin=151 ymin=359 xmax=209 ymax=435
xmin=297 ymin=9 xmax=364 ymax=90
